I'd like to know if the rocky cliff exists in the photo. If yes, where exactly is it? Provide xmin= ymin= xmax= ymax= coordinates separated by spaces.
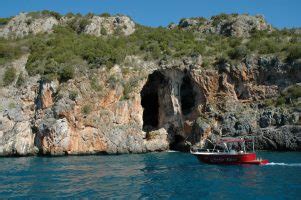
xmin=0 ymin=12 xmax=135 ymax=39
xmin=0 ymin=12 xmax=300 ymax=156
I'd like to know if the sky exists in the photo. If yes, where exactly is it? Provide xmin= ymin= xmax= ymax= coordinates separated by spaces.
xmin=0 ymin=0 xmax=300 ymax=28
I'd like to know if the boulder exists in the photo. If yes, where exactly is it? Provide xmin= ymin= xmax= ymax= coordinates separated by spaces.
xmin=145 ymin=128 xmax=169 ymax=152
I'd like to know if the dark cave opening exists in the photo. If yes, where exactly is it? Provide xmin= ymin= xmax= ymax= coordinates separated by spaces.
xmin=180 ymin=75 xmax=195 ymax=115
xmin=141 ymin=71 xmax=167 ymax=132
xmin=170 ymin=134 xmax=190 ymax=152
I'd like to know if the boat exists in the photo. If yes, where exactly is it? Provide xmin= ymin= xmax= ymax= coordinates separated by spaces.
xmin=190 ymin=137 xmax=269 ymax=165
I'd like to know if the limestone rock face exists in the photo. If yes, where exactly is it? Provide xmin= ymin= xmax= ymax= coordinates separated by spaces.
xmin=0 ymin=55 xmax=39 ymax=156
xmin=36 ymin=81 xmax=58 ymax=109
xmin=255 ymin=126 xmax=301 ymax=150
xmin=213 ymin=14 xmax=271 ymax=37
xmin=191 ymin=118 xmax=211 ymax=146
xmin=34 ymin=117 xmax=108 ymax=155
xmin=0 ymin=34 xmax=301 ymax=156
xmin=0 ymin=13 xmax=135 ymax=39
xmin=0 ymin=13 xmax=58 ymax=39
xmin=84 ymin=15 xmax=135 ymax=36
xmin=0 ymin=118 xmax=36 ymax=156
xmin=175 ymin=14 xmax=272 ymax=37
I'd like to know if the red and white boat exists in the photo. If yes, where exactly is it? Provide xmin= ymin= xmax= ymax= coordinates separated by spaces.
xmin=190 ymin=137 xmax=269 ymax=165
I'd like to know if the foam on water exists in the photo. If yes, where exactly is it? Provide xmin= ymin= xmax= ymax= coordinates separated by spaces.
xmin=166 ymin=150 xmax=179 ymax=152
xmin=266 ymin=162 xmax=301 ymax=167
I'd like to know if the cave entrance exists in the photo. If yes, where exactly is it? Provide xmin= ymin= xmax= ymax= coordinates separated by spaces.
xmin=170 ymin=134 xmax=190 ymax=152
xmin=141 ymin=71 xmax=167 ymax=132
xmin=180 ymin=75 xmax=195 ymax=115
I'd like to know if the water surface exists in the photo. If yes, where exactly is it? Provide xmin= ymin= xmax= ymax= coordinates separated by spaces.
xmin=0 ymin=152 xmax=301 ymax=199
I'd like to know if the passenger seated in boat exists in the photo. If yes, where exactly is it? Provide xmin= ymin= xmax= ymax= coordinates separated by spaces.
xmin=229 ymin=149 xmax=237 ymax=154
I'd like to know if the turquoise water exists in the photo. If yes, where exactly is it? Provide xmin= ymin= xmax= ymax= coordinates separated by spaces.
xmin=0 ymin=152 xmax=301 ymax=199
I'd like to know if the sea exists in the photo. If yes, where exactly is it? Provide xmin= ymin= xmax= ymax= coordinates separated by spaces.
xmin=0 ymin=152 xmax=301 ymax=199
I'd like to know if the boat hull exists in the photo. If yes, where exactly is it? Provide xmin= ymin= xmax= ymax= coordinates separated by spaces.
xmin=193 ymin=152 xmax=269 ymax=165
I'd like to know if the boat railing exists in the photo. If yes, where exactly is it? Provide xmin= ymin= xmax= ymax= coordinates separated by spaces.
xmin=191 ymin=148 xmax=247 ymax=154
xmin=190 ymin=148 xmax=225 ymax=153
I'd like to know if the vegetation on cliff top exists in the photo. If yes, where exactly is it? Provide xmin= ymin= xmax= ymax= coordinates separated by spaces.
xmin=0 ymin=12 xmax=301 ymax=83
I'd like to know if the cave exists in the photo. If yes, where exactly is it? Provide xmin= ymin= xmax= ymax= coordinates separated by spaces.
xmin=141 ymin=71 xmax=167 ymax=131
xmin=170 ymin=134 xmax=190 ymax=152
xmin=180 ymin=75 xmax=195 ymax=115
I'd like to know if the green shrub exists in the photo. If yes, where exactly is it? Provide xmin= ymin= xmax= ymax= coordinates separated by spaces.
xmin=69 ymin=90 xmax=78 ymax=101
xmin=59 ymin=65 xmax=75 ymax=82
xmin=16 ymin=72 xmax=25 ymax=87
xmin=107 ymin=75 xmax=119 ymax=88
xmin=3 ymin=67 xmax=16 ymax=86
xmin=216 ymin=55 xmax=229 ymax=66
xmin=68 ymin=17 xmax=90 ymax=33
xmin=276 ymin=96 xmax=286 ymax=106
xmin=0 ymin=17 xmax=11 ymax=26
xmin=85 ymin=13 xmax=94 ymax=18
xmin=100 ymin=13 xmax=111 ymax=17
xmin=27 ymin=10 xmax=61 ymax=20
xmin=100 ymin=26 xmax=107 ymax=35
xmin=90 ymin=77 xmax=102 ymax=91
xmin=66 ymin=12 xmax=75 ymax=18
xmin=256 ymin=39 xmax=281 ymax=54
xmin=122 ymin=82 xmax=131 ymax=100
xmin=228 ymin=45 xmax=248 ymax=60
xmin=202 ymin=58 xmax=211 ymax=68
xmin=286 ymin=44 xmax=301 ymax=62
xmin=81 ymin=104 xmax=92 ymax=115
xmin=211 ymin=13 xmax=230 ymax=26
xmin=275 ymin=85 xmax=301 ymax=107
xmin=8 ymin=102 xmax=16 ymax=109
xmin=264 ymin=98 xmax=275 ymax=107
xmin=41 ymin=10 xmax=61 ymax=20
xmin=0 ymin=40 xmax=22 ymax=64
xmin=287 ymin=85 xmax=301 ymax=99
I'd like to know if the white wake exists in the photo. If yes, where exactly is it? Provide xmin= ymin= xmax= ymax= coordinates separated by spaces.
xmin=266 ymin=162 xmax=301 ymax=167
xmin=166 ymin=150 xmax=179 ymax=153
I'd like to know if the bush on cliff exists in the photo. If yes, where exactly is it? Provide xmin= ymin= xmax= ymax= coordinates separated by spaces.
xmin=0 ymin=39 xmax=23 ymax=64
xmin=3 ymin=67 xmax=16 ymax=86
xmin=81 ymin=105 xmax=92 ymax=115
xmin=25 ymin=25 xmax=206 ymax=80
xmin=274 ymin=84 xmax=301 ymax=107
xmin=12 ymin=13 xmax=300 ymax=81
xmin=287 ymin=85 xmax=301 ymax=99
xmin=0 ymin=17 xmax=11 ymax=26
xmin=59 ymin=65 xmax=74 ymax=82
xmin=68 ymin=17 xmax=91 ymax=34
xmin=27 ymin=10 xmax=62 ymax=20
xmin=286 ymin=44 xmax=301 ymax=62
xmin=16 ymin=72 xmax=25 ymax=87
xmin=228 ymin=45 xmax=249 ymax=59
